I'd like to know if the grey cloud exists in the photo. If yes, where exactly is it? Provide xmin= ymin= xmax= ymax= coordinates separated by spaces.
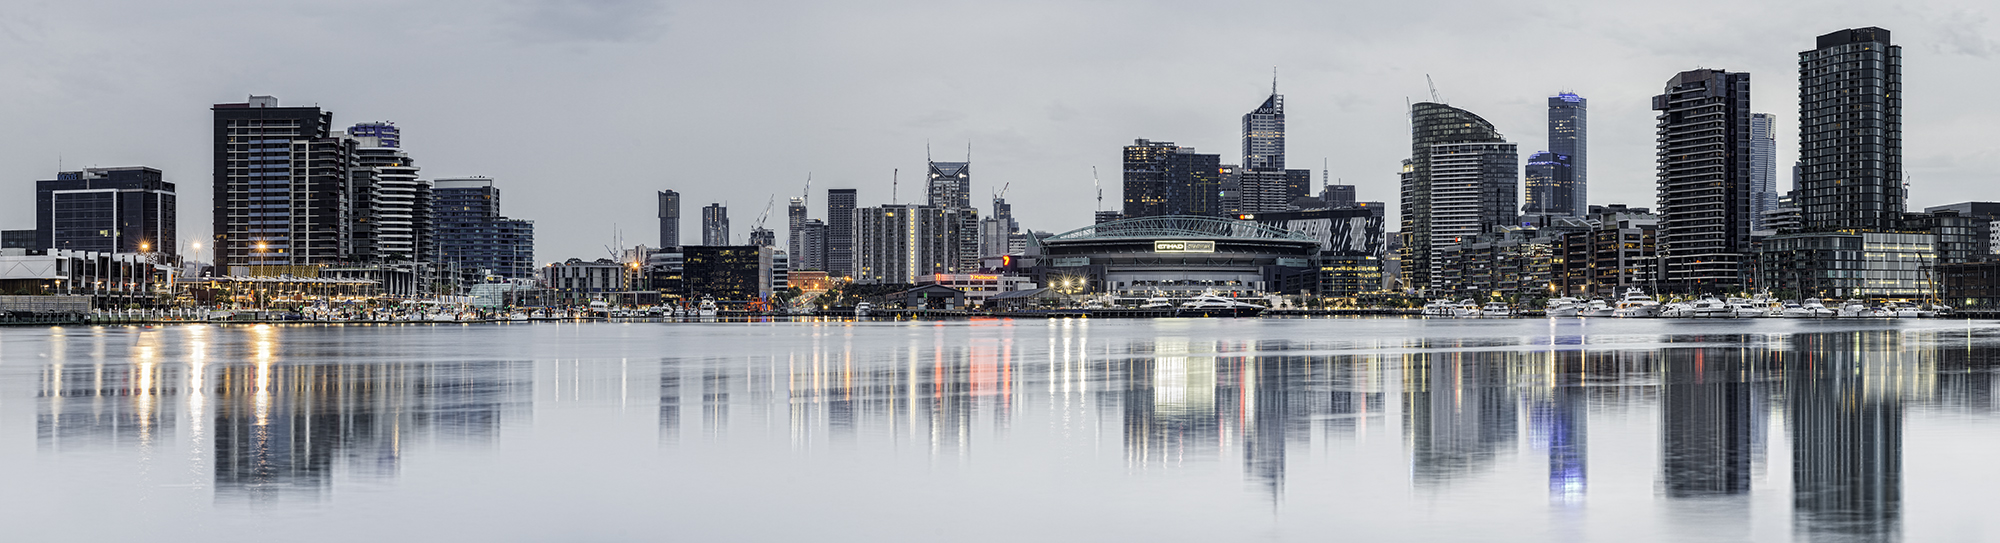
xmin=503 ymin=0 xmax=671 ymax=44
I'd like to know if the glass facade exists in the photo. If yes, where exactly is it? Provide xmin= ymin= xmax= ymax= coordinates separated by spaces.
xmin=1402 ymin=102 xmax=1508 ymax=294
xmin=681 ymin=245 xmax=771 ymax=301
xmin=35 ymin=167 xmax=176 ymax=257
xmin=1759 ymin=232 xmax=1935 ymax=298
xmin=1122 ymin=139 xmax=1223 ymax=219
xmin=433 ymin=178 xmax=536 ymax=281
xmin=1798 ymin=27 xmax=1902 ymax=232
xmin=1652 ymin=69 xmax=1754 ymax=293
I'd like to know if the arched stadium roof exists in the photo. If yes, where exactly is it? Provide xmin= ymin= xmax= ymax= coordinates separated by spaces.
xmin=1042 ymin=215 xmax=1317 ymax=243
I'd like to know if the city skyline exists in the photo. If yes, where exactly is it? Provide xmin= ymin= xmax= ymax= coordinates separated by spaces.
xmin=3 ymin=2 xmax=1998 ymax=262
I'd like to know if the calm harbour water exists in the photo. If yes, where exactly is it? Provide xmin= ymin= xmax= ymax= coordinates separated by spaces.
xmin=3 ymin=318 xmax=1998 ymax=542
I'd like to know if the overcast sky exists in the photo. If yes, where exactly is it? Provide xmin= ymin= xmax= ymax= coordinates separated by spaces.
xmin=3 ymin=0 xmax=1997 ymax=262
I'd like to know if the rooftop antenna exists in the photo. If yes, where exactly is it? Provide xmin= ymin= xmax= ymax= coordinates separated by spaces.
xmin=1272 ymin=66 xmax=1278 ymax=96
xmin=1426 ymin=74 xmax=1441 ymax=103
xmin=892 ymin=168 xmax=899 ymax=204
xmin=1322 ymin=158 xmax=1329 ymax=193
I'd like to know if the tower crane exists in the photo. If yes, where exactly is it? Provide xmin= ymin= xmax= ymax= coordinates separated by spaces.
xmin=755 ymin=194 xmax=776 ymax=230
xmin=1092 ymin=166 xmax=1103 ymax=211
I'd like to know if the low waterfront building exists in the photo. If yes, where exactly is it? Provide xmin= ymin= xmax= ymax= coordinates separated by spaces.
xmin=1938 ymin=260 xmax=2000 ymax=310
xmin=1556 ymin=207 xmax=1661 ymax=298
xmin=1030 ymin=215 xmax=1319 ymax=296
xmin=0 ymin=248 xmax=167 ymax=308
xmin=1759 ymin=232 xmax=1936 ymax=299
xmin=919 ymin=273 xmax=1036 ymax=307
xmin=540 ymin=258 xmax=627 ymax=305
xmin=680 ymin=245 xmax=772 ymax=302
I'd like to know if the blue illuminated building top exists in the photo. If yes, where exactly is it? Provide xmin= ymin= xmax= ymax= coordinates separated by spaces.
xmin=349 ymin=121 xmax=400 ymax=148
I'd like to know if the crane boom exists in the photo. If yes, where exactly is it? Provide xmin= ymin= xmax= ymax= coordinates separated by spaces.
xmin=756 ymin=194 xmax=775 ymax=229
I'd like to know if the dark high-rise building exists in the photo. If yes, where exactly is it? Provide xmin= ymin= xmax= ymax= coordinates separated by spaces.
xmin=1550 ymin=93 xmax=1587 ymax=213
xmin=346 ymin=123 xmax=429 ymax=264
xmin=433 ymin=177 xmax=536 ymax=280
xmin=1522 ymin=151 xmax=1574 ymax=219
xmin=1524 ymin=93 xmax=1586 ymax=218
xmin=34 ymin=166 xmax=176 ymax=256
xmin=1123 ymin=139 xmax=1222 ymax=218
xmin=1750 ymin=113 xmax=1780 ymax=231
xmin=1799 ymin=27 xmax=1903 ymax=232
xmin=680 ymin=245 xmax=772 ymax=301
xmin=1427 ymin=141 xmax=1519 ymax=288
xmin=1402 ymin=102 xmax=1509 ymax=292
xmin=926 ymin=159 xmax=981 ymax=272
xmin=825 ymin=188 xmax=857 ymax=276
xmin=749 ymin=227 xmax=775 ymax=248
xmin=1653 ymin=69 xmax=1754 ymax=292
xmin=658 ymin=190 xmax=680 ymax=249
xmin=701 ymin=203 xmax=729 ymax=246
xmin=212 ymin=96 xmax=351 ymax=271
xmin=926 ymin=160 xmax=971 ymax=210
xmin=1242 ymin=89 xmax=1285 ymax=170
xmin=1320 ymin=184 xmax=1356 ymax=207
xmin=1237 ymin=88 xmax=1311 ymax=213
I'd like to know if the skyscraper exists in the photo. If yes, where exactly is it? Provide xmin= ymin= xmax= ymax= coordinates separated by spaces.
xmin=658 ymin=190 xmax=681 ymax=249
xmin=1243 ymin=90 xmax=1285 ymax=171
xmin=35 ymin=166 xmax=176 ymax=256
xmin=1551 ymin=93 xmax=1588 ymax=214
xmin=346 ymin=122 xmax=430 ymax=264
xmin=1799 ymin=27 xmax=1903 ymax=232
xmin=1521 ymin=151 xmax=1573 ymax=219
xmin=926 ymin=158 xmax=981 ymax=272
xmin=1237 ymin=87 xmax=1313 ymax=213
xmin=433 ymin=177 xmax=536 ymax=280
xmin=852 ymin=204 xmax=956 ymax=284
xmin=1122 ymin=139 xmax=1222 ymax=218
xmin=1401 ymin=102 xmax=1510 ymax=292
xmin=826 ymin=188 xmax=857 ymax=276
xmin=926 ymin=160 xmax=971 ymax=210
xmin=701 ymin=203 xmax=729 ymax=246
xmin=1750 ymin=113 xmax=1780 ymax=231
xmin=1653 ymin=68 xmax=1753 ymax=292
xmin=1427 ymin=141 xmax=1519 ymax=285
xmin=212 ymin=96 xmax=352 ymax=271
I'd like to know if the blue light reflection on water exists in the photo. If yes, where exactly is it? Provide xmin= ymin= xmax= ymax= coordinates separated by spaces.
xmin=2 ymin=318 xmax=1998 ymax=542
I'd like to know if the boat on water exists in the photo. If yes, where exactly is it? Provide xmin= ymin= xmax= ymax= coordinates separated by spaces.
xmin=1421 ymin=299 xmax=1461 ymax=317
xmin=1480 ymin=302 xmax=1513 ymax=318
xmin=1452 ymin=299 xmax=1482 ymax=318
xmin=1725 ymin=297 xmax=1767 ymax=318
xmin=1612 ymin=288 xmax=1661 ymax=318
xmin=696 ymin=298 xmax=720 ymax=318
xmin=1798 ymin=298 xmax=1835 ymax=318
xmin=1545 ymin=297 xmax=1582 ymax=318
xmin=1140 ymin=297 xmax=1175 ymax=310
xmin=1836 ymin=299 xmax=1875 ymax=318
xmin=1891 ymin=302 xmax=1929 ymax=318
xmin=1687 ymin=295 xmax=1733 ymax=318
xmin=1175 ymin=295 xmax=1267 ymax=318
xmin=853 ymin=301 xmax=873 ymax=317
xmin=1582 ymin=298 xmax=1617 ymax=318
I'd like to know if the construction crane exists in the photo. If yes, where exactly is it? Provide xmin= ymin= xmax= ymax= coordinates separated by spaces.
xmin=1092 ymin=166 xmax=1103 ymax=211
xmin=993 ymin=182 xmax=1010 ymax=202
xmin=755 ymin=194 xmax=776 ymax=229
xmin=801 ymin=172 xmax=812 ymax=206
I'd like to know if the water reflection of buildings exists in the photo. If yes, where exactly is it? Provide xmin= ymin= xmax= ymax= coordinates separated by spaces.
xmin=1787 ymin=331 xmax=1930 ymax=541
xmin=31 ymin=327 xmax=533 ymax=504
xmin=209 ymin=359 xmax=532 ymax=502
xmin=1404 ymin=349 xmax=1519 ymax=487
xmin=1527 ymin=350 xmax=1588 ymax=503
xmin=1658 ymin=347 xmax=1758 ymax=498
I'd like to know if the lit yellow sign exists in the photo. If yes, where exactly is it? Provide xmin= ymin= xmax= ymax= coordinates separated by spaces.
xmin=1154 ymin=240 xmax=1215 ymax=253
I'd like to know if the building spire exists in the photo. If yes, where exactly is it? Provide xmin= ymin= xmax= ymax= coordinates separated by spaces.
xmin=1271 ymin=66 xmax=1278 ymax=96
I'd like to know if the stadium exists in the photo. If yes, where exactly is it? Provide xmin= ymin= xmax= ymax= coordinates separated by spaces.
xmin=1027 ymin=215 xmax=1322 ymax=296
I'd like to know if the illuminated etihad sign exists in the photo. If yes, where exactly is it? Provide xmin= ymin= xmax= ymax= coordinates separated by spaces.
xmin=1154 ymin=240 xmax=1215 ymax=253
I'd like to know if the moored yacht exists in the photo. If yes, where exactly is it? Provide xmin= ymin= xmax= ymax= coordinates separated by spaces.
xmin=1176 ymin=295 xmax=1267 ymax=317
xmin=1613 ymin=288 xmax=1661 ymax=318
xmin=1689 ymin=296 xmax=1733 ymax=318
xmin=1480 ymin=302 xmax=1513 ymax=318
xmin=1545 ymin=297 xmax=1582 ymax=318
xmin=1582 ymin=298 xmax=1617 ymax=318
